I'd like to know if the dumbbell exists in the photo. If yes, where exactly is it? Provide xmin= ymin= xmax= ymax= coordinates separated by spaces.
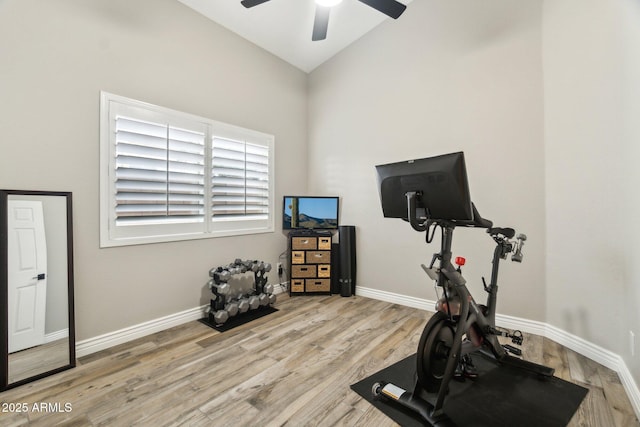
xmin=211 ymin=269 xmax=231 ymax=283
xmin=210 ymin=266 xmax=230 ymax=278
xmin=256 ymin=262 xmax=271 ymax=273
xmin=258 ymin=293 xmax=270 ymax=306
xmin=269 ymin=294 xmax=277 ymax=305
xmin=248 ymin=295 xmax=260 ymax=310
xmin=225 ymin=302 xmax=239 ymax=317
xmin=263 ymin=283 xmax=274 ymax=294
xmin=208 ymin=282 xmax=230 ymax=312
xmin=512 ymin=233 xmax=527 ymax=263
xmin=208 ymin=281 xmax=230 ymax=295
xmin=219 ymin=269 xmax=232 ymax=282
xmin=213 ymin=309 xmax=229 ymax=325
xmin=237 ymin=298 xmax=250 ymax=313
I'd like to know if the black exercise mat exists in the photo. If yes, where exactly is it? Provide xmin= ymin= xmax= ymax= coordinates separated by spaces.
xmin=351 ymin=353 xmax=588 ymax=427
xmin=199 ymin=306 xmax=278 ymax=332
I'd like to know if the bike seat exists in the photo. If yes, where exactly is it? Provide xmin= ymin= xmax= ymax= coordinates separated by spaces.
xmin=488 ymin=227 xmax=515 ymax=239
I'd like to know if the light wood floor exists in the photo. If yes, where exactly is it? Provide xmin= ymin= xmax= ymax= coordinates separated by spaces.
xmin=8 ymin=339 xmax=70 ymax=384
xmin=0 ymin=294 xmax=638 ymax=426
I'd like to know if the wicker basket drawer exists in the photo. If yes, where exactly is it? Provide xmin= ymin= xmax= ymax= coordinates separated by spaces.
xmin=317 ymin=264 xmax=331 ymax=278
xmin=306 ymin=279 xmax=330 ymax=292
xmin=291 ymin=279 xmax=305 ymax=293
xmin=318 ymin=236 xmax=332 ymax=250
xmin=292 ymin=237 xmax=317 ymax=250
xmin=291 ymin=251 xmax=305 ymax=264
xmin=291 ymin=265 xmax=317 ymax=278
xmin=306 ymin=251 xmax=331 ymax=264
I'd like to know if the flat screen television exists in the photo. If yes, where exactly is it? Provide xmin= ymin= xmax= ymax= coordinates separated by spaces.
xmin=375 ymin=152 xmax=473 ymax=222
xmin=283 ymin=196 xmax=339 ymax=230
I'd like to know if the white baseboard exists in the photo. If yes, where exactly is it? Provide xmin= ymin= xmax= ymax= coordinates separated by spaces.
xmin=75 ymin=288 xmax=288 ymax=358
xmin=75 ymin=288 xmax=293 ymax=358
xmin=273 ymin=282 xmax=288 ymax=295
xmin=619 ymin=359 xmax=640 ymax=421
xmin=45 ymin=329 xmax=69 ymax=343
xmin=356 ymin=285 xmax=640 ymax=420
xmin=76 ymin=305 xmax=206 ymax=358
xmin=355 ymin=286 xmax=435 ymax=311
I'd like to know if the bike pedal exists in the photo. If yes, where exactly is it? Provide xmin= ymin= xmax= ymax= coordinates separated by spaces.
xmin=502 ymin=344 xmax=520 ymax=355
xmin=511 ymin=330 xmax=524 ymax=345
xmin=503 ymin=344 xmax=522 ymax=356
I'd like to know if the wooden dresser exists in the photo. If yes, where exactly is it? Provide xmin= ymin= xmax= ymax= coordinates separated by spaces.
xmin=288 ymin=231 xmax=333 ymax=295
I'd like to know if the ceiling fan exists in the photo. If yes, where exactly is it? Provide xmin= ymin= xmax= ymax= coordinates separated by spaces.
xmin=240 ymin=0 xmax=407 ymax=41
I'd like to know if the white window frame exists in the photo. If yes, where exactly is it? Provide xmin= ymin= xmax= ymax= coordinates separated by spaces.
xmin=100 ymin=92 xmax=275 ymax=247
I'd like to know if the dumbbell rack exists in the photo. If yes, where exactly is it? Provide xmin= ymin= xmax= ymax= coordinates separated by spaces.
xmin=200 ymin=258 xmax=278 ymax=332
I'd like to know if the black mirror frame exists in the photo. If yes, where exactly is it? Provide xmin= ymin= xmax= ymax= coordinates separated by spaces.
xmin=0 ymin=189 xmax=76 ymax=391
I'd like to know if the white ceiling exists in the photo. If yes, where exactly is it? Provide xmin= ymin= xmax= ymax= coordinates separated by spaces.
xmin=177 ymin=0 xmax=411 ymax=73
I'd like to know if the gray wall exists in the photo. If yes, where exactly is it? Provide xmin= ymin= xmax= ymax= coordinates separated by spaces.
xmin=308 ymin=0 xmax=546 ymax=321
xmin=543 ymin=0 xmax=640 ymax=383
xmin=0 ymin=0 xmax=308 ymax=341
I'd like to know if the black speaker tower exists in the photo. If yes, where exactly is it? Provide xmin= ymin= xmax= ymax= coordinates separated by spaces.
xmin=338 ymin=225 xmax=356 ymax=297
xmin=331 ymin=243 xmax=340 ymax=294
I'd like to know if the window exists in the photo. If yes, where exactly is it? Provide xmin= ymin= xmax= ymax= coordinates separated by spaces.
xmin=100 ymin=92 xmax=274 ymax=247
xmin=211 ymin=137 xmax=270 ymax=221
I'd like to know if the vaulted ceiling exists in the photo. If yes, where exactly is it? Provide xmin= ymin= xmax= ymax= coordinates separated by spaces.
xmin=178 ymin=0 xmax=412 ymax=73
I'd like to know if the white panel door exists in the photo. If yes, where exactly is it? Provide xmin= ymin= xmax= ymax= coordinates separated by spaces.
xmin=7 ymin=200 xmax=47 ymax=353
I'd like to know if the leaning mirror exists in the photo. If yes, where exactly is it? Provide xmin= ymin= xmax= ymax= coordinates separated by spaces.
xmin=0 ymin=190 xmax=75 ymax=391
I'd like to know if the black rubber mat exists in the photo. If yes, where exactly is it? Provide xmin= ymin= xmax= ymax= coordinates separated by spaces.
xmin=351 ymin=353 xmax=588 ymax=427
xmin=198 ymin=306 xmax=278 ymax=332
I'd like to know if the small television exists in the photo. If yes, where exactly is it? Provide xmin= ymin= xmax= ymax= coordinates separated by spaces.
xmin=375 ymin=152 xmax=473 ymax=222
xmin=283 ymin=196 xmax=339 ymax=230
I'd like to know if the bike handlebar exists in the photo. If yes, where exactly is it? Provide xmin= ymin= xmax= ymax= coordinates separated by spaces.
xmin=403 ymin=192 xmax=524 ymax=258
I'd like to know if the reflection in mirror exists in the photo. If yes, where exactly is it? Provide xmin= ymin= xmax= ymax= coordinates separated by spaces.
xmin=1 ymin=190 xmax=75 ymax=391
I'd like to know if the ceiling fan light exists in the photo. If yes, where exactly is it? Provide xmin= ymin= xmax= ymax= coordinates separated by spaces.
xmin=316 ymin=0 xmax=343 ymax=7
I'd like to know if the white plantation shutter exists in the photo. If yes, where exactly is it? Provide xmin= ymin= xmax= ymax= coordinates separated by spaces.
xmin=100 ymin=92 xmax=274 ymax=247
xmin=211 ymin=137 xmax=270 ymax=220
xmin=114 ymin=117 xmax=205 ymax=225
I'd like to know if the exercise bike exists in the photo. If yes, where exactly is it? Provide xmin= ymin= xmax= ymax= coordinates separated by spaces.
xmin=372 ymin=153 xmax=555 ymax=426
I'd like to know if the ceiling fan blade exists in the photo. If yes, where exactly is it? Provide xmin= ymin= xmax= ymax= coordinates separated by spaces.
xmin=357 ymin=0 xmax=406 ymax=19
xmin=312 ymin=5 xmax=331 ymax=41
xmin=240 ymin=0 xmax=271 ymax=8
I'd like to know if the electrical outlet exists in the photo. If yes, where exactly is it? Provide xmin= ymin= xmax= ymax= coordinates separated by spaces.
xmin=631 ymin=331 xmax=636 ymax=357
